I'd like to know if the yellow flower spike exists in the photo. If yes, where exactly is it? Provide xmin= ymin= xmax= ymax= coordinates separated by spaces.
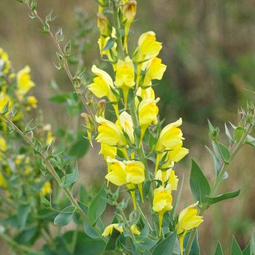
xmin=81 ymin=113 xmax=94 ymax=147
xmin=114 ymin=56 xmax=135 ymax=109
xmin=118 ymin=111 xmax=134 ymax=143
xmin=16 ymin=66 xmax=35 ymax=101
xmin=138 ymin=98 xmax=160 ymax=146
xmin=122 ymin=1 xmax=137 ymax=53
xmin=102 ymin=223 xmax=124 ymax=237
xmin=96 ymin=116 xmax=126 ymax=146
xmin=136 ymin=31 xmax=162 ymax=62
xmin=152 ymin=184 xmax=173 ymax=236
xmin=143 ymin=57 xmax=167 ymax=86
xmin=0 ymin=172 xmax=7 ymax=188
xmin=155 ymin=118 xmax=184 ymax=152
xmin=176 ymin=202 xmax=203 ymax=255
xmin=43 ymin=124 xmax=54 ymax=146
xmin=131 ymin=224 xmax=141 ymax=235
xmin=105 ymin=158 xmax=127 ymax=186
xmin=41 ymin=182 xmax=52 ymax=196
xmin=97 ymin=13 xmax=109 ymax=36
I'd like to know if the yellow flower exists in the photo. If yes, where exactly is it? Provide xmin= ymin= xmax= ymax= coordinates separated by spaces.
xmin=138 ymin=98 xmax=160 ymax=145
xmin=88 ymin=65 xmax=119 ymax=115
xmin=155 ymin=169 xmax=178 ymax=190
xmin=0 ymin=137 xmax=7 ymax=152
xmin=155 ymin=118 xmax=184 ymax=152
xmin=26 ymin=96 xmax=38 ymax=111
xmin=143 ymin=57 xmax=167 ymax=86
xmin=152 ymin=184 xmax=172 ymax=236
xmin=124 ymin=160 xmax=145 ymax=184
xmin=0 ymin=92 xmax=13 ymax=112
xmin=105 ymin=158 xmax=127 ymax=186
xmin=136 ymin=87 xmax=155 ymax=101
xmin=168 ymin=144 xmax=189 ymax=163
xmin=131 ymin=224 xmax=141 ymax=235
xmin=16 ymin=66 xmax=35 ymax=100
xmin=114 ymin=56 xmax=135 ymax=108
xmin=96 ymin=116 xmax=126 ymax=146
xmin=0 ymin=172 xmax=7 ymax=188
xmin=99 ymin=144 xmax=117 ymax=160
xmin=136 ymin=31 xmax=162 ymax=62
xmin=117 ymin=111 xmax=134 ymax=143
xmin=0 ymin=48 xmax=12 ymax=74
xmin=176 ymin=202 xmax=203 ymax=255
xmin=102 ymin=223 xmax=123 ymax=237
xmin=43 ymin=124 xmax=54 ymax=146
xmin=41 ymin=182 xmax=52 ymax=196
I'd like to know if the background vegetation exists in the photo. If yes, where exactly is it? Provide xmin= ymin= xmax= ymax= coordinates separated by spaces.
xmin=0 ymin=0 xmax=255 ymax=254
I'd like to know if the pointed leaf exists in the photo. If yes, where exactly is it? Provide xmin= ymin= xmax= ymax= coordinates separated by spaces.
xmin=231 ymin=236 xmax=243 ymax=255
xmin=88 ymin=185 xmax=107 ymax=224
xmin=17 ymin=204 xmax=31 ymax=230
xmin=152 ymin=232 xmax=177 ymax=255
xmin=190 ymin=160 xmax=211 ymax=206
xmin=214 ymin=242 xmax=224 ymax=255
xmin=54 ymin=206 xmax=75 ymax=226
xmin=83 ymin=220 xmax=101 ymax=239
xmin=205 ymin=189 xmax=241 ymax=206
xmin=60 ymin=164 xmax=78 ymax=188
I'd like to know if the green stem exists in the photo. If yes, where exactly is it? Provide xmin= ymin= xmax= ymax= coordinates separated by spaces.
xmin=1 ymin=115 xmax=106 ymax=243
xmin=0 ymin=232 xmax=44 ymax=255
xmin=184 ymin=123 xmax=253 ymax=255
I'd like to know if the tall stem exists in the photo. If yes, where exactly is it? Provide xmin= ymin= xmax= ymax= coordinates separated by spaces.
xmin=184 ymin=123 xmax=253 ymax=255
xmin=1 ymin=115 xmax=106 ymax=242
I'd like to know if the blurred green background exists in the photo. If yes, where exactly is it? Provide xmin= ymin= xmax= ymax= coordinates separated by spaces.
xmin=1 ymin=0 xmax=255 ymax=254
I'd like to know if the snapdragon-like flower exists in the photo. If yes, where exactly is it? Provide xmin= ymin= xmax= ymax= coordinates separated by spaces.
xmin=106 ymin=158 xmax=145 ymax=207
xmin=0 ymin=48 xmax=11 ymax=75
xmin=16 ymin=65 xmax=35 ymax=101
xmin=41 ymin=182 xmax=52 ymax=196
xmin=96 ymin=116 xmax=126 ymax=146
xmin=88 ymin=65 xmax=119 ymax=115
xmin=99 ymin=144 xmax=117 ymax=160
xmin=138 ymin=98 xmax=160 ymax=146
xmin=152 ymin=184 xmax=172 ymax=235
xmin=114 ymin=56 xmax=135 ymax=108
xmin=136 ymin=31 xmax=162 ymax=62
xmin=0 ymin=92 xmax=13 ymax=112
xmin=117 ymin=111 xmax=134 ymax=143
xmin=102 ymin=223 xmax=124 ymax=237
xmin=176 ymin=202 xmax=203 ymax=255
xmin=142 ymin=57 xmax=167 ymax=86
xmin=155 ymin=169 xmax=179 ymax=190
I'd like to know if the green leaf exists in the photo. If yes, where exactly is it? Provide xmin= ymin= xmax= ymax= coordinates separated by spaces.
xmin=205 ymin=189 xmax=241 ymax=206
xmin=152 ymin=232 xmax=177 ymax=255
xmin=83 ymin=220 xmax=101 ymax=239
xmin=245 ymin=135 xmax=255 ymax=149
xmin=17 ymin=204 xmax=31 ymax=230
xmin=217 ymin=143 xmax=230 ymax=163
xmin=88 ymin=185 xmax=107 ymax=225
xmin=1 ymin=101 xmax=9 ymax=115
xmin=54 ymin=206 xmax=75 ymax=226
xmin=190 ymin=160 xmax=211 ymax=206
xmin=231 ymin=236 xmax=243 ymax=255
xmin=136 ymin=236 xmax=158 ymax=251
xmin=184 ymin=231 xmax=200 ymax=255
xmin=60 ymin=164 xmax=78 ymax=188
xmin=225 ymin=123 xmax=234 ymax=143
xmin=214 ymin=242 xmax=224 ymax=255
xmin=69 ymin=138 xmax=89 ymax=159
xmin=242 ymin=243 xmax=250 ymax=255
xmin=40 ymin=194 xmax=51 ymax=208
xmin=102 ymin=38 xmax=115 ymax=51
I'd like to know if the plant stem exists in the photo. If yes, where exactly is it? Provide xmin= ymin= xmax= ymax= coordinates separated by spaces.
xmin=1 ymin=115 xmax=106 ymax=243
xmin=0 ymin=232 xmax=44 ymax=255
xmin=184 ymin=123 xmax=253 ymax=255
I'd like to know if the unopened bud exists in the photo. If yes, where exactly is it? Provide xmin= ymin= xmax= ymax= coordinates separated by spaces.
xmin=123 ymin=1 xmax=137 ymax=21
xmin=81 ymin=113 xmax=94 ymax=147
xmin=97 ymin=13 xmax=109 ymax=36
xmin=97 ymin=99 xmax=106 ymax=117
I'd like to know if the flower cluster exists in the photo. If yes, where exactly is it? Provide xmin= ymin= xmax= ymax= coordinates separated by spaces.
xmin=83 ymin=0 xmax=203 ymax=248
